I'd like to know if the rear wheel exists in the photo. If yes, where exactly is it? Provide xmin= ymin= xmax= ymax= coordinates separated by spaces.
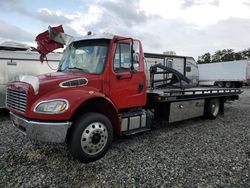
xmin=235 ymin=82 xmax=242 ymax=88
xmin=68 ymin=112 xmax=113 ymax=163
xmin=217 ymin=82 xmax=224 ymax=88
xmin=231 ymin=82 xmax=236 ymax=88
xmin=205 ymin=98 xmax=220 ymax=119
xmin=225 ymin=82 xmax=232 ymax=88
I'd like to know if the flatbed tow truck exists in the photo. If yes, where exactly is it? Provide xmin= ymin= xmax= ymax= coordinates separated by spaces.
xmin=6 ymin=26 xmax=242 ymax=162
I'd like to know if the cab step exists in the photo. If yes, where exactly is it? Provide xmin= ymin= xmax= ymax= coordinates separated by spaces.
xmin=123 ymin=128 xmax=151 ymax=136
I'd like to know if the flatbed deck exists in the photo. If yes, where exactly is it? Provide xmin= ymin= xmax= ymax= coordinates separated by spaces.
xmin=147 ymin=87 xmax=242 ymax=102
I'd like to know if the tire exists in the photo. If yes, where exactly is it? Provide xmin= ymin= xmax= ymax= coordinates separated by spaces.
xmin=225 ymin=82 xmax=231 ymax=88
xmin=231 ymin=82 xmax=236 ymax=88
xmin=205 ymin=98 xmax=220 ymax=119
xmin=217 ymin=82 xmax=224 ymax=88
xmin=235 ymin=82 xmax=242 ymax=88
xmin=68 ymin=112 xmax=113 ymax=163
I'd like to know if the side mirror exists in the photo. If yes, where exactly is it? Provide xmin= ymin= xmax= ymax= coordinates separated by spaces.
xmin=131 ymin=41 xmax=140 ymax=72
xmin=133 ymin=53 xmax=139 ymax=62
xmin=130 ymin=53 xmax=139 ymax=73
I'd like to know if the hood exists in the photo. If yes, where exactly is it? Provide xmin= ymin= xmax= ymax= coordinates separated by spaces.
xmin=35 ymin=72 xmax=102 ymax=95
xmin=39 ymin=72 xmax=86 ymax=85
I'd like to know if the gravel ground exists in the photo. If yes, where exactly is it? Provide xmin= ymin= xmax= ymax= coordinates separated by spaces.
xmin=0 ymin=88 xmax=249 ymax=187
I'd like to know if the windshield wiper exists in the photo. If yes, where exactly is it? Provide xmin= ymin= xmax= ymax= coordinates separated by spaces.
xmin=68 ymin=67 xmax=90 ymax=73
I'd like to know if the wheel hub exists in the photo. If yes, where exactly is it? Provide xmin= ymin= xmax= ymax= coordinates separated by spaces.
xmin=92 ymin=133 xmax=101 ymax=144
xmin=80 ymin=122 xmax=108 ymax=155
xmin=211 ymin=102 xmax=219 ymax=116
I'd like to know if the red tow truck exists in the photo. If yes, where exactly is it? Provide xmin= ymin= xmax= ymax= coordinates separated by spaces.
xmin=6 ymin=26 xmax=242 ymax=163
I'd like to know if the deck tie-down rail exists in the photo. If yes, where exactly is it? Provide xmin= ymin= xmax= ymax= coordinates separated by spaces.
xmin=163 ymin=88 xmax=242 ymax=96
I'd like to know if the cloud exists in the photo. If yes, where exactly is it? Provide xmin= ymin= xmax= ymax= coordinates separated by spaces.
xmin=210 ymin=0 xmax=219 ymax=6
xmin=0 ymin=0 xmax=20 ymax=10
xmin=0 ymin=1 xmax=80 ymax=37
xmin=100 ymin=0 xmax=155 ymax=26
xmin=181 ymin=0 xmax=220 ymax=9
xmin=35 ymin=8 xmax=72 ymax=25
xmin=35 ymin=1 xmax=250 ymax=59
xmin=0 ymin=0 xmax=31 ymax=17
xmin=0 ymin=1 xmax=74 ymax=28
xmin=0 ymin=20 xmax=35 ymax=43
xmin=118 ymin=16 xmax=250 ymax=59
xmin=201 ymin=18 xmax=250 ymax=52
xmin=154 ymin=17 xmax=250 ymax=57
xmin=244 ymin=0 xmax=250 ymax=6
xmin=1 ymin=0 xmax=250 ymax=60
xmin=67 ymin=0 xmax=159 ymax=35
xmin=181 ymin=0 xmax=201 ymax=8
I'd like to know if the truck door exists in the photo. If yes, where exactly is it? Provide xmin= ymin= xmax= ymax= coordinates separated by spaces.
xmin=109 ymin=40 xmax=146 ymax=109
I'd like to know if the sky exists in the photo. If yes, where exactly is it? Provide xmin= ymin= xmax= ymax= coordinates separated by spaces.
xmin=1 ymin=0 xmax=250 ymax=59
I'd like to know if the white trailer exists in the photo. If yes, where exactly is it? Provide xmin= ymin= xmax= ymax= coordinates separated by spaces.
xmin=198 ymin=60 xmax=250 ymax=88
xmin=144 ymin=53 xmax=199 ymax=87
xmin=0 ymin=42 xmax=62 ymax=108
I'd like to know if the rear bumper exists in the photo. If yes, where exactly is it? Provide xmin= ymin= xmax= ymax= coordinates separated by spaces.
xmin=10 ymin=112 xmax=72 ymax=143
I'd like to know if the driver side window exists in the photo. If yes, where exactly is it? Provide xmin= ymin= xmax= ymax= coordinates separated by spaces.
xmin=114 ymin=43 xmax=131 ymax=72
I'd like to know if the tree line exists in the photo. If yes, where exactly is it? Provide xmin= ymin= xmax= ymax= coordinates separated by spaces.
xmin=197 ymin=48 xmax=250 ymax=64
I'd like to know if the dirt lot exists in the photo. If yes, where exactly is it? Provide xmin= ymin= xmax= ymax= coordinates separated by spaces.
xmin=0 ymin=88 xmax=249 ymax=187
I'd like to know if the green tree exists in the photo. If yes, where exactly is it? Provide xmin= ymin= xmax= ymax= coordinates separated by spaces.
xmin=198 ymin=48 xmax=249 ymax=63
xmin=221 ymin=49 xmax=234 ymax=62
xmin=242 ymin=49 xmax=250 ymax=59
xmin=235 ymin=52 xmax=243 ymax=60
xmin=211 ymin=50 xmax=222 ymax=62
xmin=197 ymin=52 xmax=211 ymax=64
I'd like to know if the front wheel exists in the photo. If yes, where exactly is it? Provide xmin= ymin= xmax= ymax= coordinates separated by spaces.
xmin=68 ymin=112 xmax=113 ymax=163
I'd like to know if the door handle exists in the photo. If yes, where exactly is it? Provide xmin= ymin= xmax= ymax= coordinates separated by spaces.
xmin=138 ymin=82 xmax=144 ymax=92
xmin=7 ymin=59 xmax=17 ymax=66
xmin=116 ymin=73 xmax=132 ymax=80
xmin=116 ymin=75 xmax=122 ymax=80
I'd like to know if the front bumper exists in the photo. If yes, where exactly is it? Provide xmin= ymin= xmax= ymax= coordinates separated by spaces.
xmin=10 ymin=112 xmax=72 ymax=143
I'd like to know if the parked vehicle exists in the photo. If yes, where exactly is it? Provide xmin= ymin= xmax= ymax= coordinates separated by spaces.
xmin=198 ymin=60 xmax=250 ymax=88
xmin=0 ymin=42 xmax=62 ymax=108
xmin=144 ymin=53 xmax=199 ymax=87
xmin=6 ymin=26 xmax=242 ymax=163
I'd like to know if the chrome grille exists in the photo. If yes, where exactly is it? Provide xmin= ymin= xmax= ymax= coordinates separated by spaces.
xmin=6 ymin=88 xmax=27 ymax=113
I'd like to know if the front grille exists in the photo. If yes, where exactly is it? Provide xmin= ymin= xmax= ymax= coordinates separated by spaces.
xmin=6 ymin=88 xmax=27 ymax=113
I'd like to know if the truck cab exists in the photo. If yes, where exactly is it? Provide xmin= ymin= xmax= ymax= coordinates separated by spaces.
xmin=7 ymin=33 xmax=147 ymax=162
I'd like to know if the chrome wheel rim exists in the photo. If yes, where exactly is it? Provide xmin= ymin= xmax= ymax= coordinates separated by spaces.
xmin=81 ymin=122 xmax=108 ymax=155
xmin=218 ymin=82 xmax=223 ymax=87
xmin=225 ymin=82 xmax=231 ymax=88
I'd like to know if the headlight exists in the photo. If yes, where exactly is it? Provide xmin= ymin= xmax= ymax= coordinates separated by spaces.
xmin=34 ymin=99 xmax=68 ymax=114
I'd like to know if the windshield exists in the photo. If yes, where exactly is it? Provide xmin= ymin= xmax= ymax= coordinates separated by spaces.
xmin=58 ymin=40 xmax=109 ymax=74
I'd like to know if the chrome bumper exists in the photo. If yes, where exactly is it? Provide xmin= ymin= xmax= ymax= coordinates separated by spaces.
xmin=10 ymin=112 xmax=72 ymax=143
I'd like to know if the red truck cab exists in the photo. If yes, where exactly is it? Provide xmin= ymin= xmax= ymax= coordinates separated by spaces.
xmin=7 ymin=33 xmax=147 ymax=162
